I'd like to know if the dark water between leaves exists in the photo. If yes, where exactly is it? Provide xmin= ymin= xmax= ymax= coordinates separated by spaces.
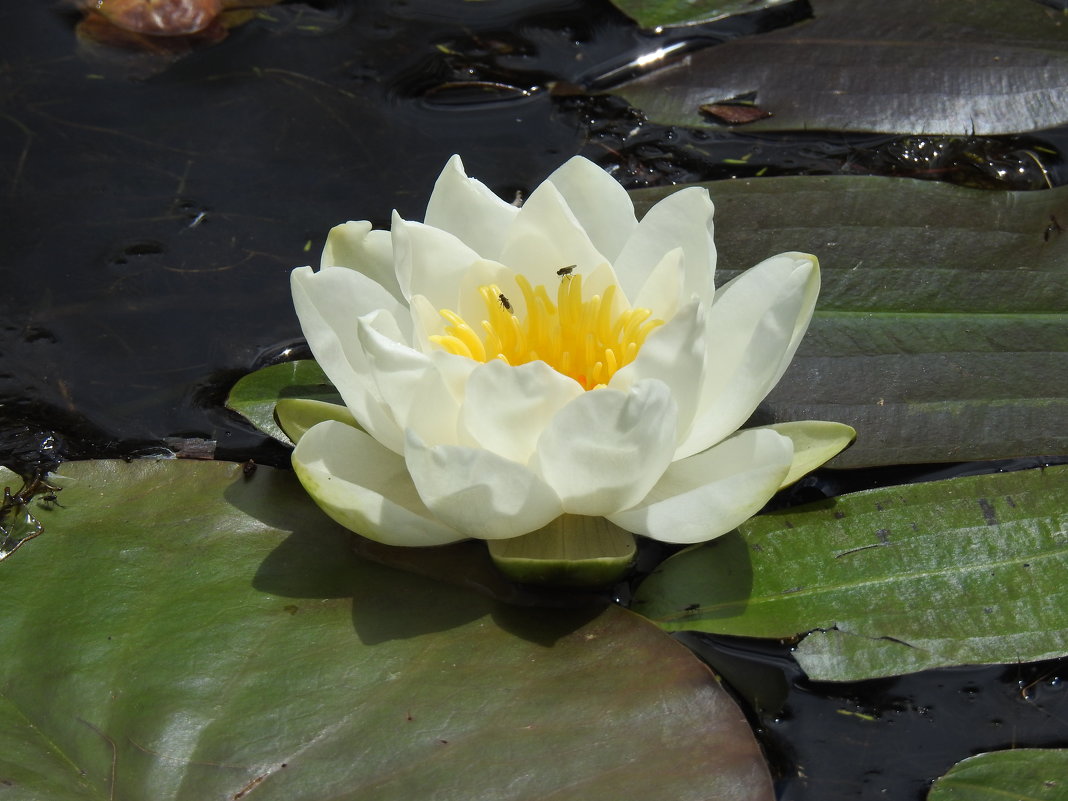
xmin=2 ymin=1 xmax=1067 ymax=798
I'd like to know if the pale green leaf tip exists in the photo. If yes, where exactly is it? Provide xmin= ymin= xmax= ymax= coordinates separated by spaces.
xmin=759 ymin=420 xmax=857 ymax=488
xmin=275 ymin=398 xmax=359 ymax=445
xmin=488 ymin=514 xmax=637 ymax=587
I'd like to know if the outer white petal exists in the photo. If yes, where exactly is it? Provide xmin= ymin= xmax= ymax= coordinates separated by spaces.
xmin=609 ymin=428 xmax=793 ymax=544
xmin=321 ymin=221 xmax=402 ymax=302
xmin=614 ymin=187 xmax=715 ymax=304
xmin=459 ymin=359 xmax=584 ymax=464
xmin=716 ymin=251 xmax=820 ymax=382
xmin=424 ymin=154 xmax=519 ymax=259
xmin=545 ymin=156 xmax=638 ymax=263
xmin=391 ymin=212 xmax=482 ymax=306
xmin=498 ymin=181 xmax=609 ymax=286
xmin=676 ymin=253 xmax=819 ymax=459
xmin=291 ymin=266 xmax=405 ymax=453
xmin=356 ymin=319 xmax=468 ymax=448
xmin=610 ymin=300 xmax=705 ymax=444
xmin=533 ymin=379 xmax=677 ymax=517
xmin=405 ymin=431 xmax=563 ymax=540
xmin=293 ymin=421 xmax=466 ymax=546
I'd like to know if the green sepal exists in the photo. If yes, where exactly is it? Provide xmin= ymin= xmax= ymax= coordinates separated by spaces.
xmin=488 ymin=515 xmax=637 ymax=587
xmin=275 ymin=398 xmax=359 ymax=445
xmin=753 ymin=420 xmax=857 ymax=488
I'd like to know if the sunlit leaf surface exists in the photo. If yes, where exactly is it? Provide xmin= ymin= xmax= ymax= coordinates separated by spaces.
xmin=633 ymin=466 xmax=1068 ymax=681
xmin=632 ymin=176 xmax=1068 ymax=468
xmin=607 ymin=0 xmax=794 ymax=29
xmin=609 ymin=0 xmax=1068 ymax=134
xmin=0 ymin=461 xmax=772 ymax=800
xmin=927 ymin=749 xmax=1068 ymax=801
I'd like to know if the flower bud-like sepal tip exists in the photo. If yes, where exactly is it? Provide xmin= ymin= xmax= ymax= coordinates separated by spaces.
xmin=487 ymin=514 xmax=637 ymax=587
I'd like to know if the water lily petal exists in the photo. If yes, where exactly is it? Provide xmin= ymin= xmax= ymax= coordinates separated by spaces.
xmin=424 ymin=154 xmax=519 ymax=259
xmin=715 ymin=251 xmax=821 ymax=382
xmin=614 ymin=186 xmax=715 ymax=303
xmin=545 ymin=156 xmax=638 ymax=263
xmin=321 ymin=221 xmax=402 ymax=302
xmin=293 ymin=421 xmax=466 ymax=546
xmin=499 ymin=181 xmax=609 ymax=286
xmin=677 ymin=253 xmax=819 ymax=459
xmin=632 ymin=246 xmax=684 ymax=322
xmin=459 ymin=359 xmax=584 ymax=464
xmin=609 ymin=428 xmax=793 ymax=544
xmin=356 ymin=318 xmax=469 ymax=448
xmin=533 ymin=379 xmax=678 ymax=516
xmin=753 ymin=420 xmax=857 ymax=488
xmin=610 ymin=300 xmax=705 ymax=441
xmin=391 ymin=212 xmax=483 ymax=307
xmin=291 ymin=266 xmax=405 ymax=453
xmin=405 ymin=431 xmax=564 ymax=539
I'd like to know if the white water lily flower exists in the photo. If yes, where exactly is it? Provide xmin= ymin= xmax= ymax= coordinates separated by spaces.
xmin=290 ymin=155 xmax=853 ymax=549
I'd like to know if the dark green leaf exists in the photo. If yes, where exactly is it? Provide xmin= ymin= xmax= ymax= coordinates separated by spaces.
xmin=632 ymin=465 xmax=1068 ymax=681
xmin=927 ymin=749 xmax=1068 ymax=801
xmin=609 ymin=0 xmax=1068 ymax=134
xmin=632 ymin=176 xmax=1068 ymax=467
xmin=607 ymin=0 xmax=794 ymax=29
xmin=226 ymin=361 xmax=341 ymax=445
xmin=0 ymin=461 xmax=773 ymax=800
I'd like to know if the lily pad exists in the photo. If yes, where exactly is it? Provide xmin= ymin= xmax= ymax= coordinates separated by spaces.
xmin=0 ymin=460 xmax=773 ymax=800
xmin=607 ymin=0 xmax=795 ymax=29
xmin=226 ymin=360 xmax=341 ymax=445
xmin=632 ymin=465 xmax=1068 ymax=681
xmin=609 ymin=0 xmax=1068 ymax=134
xmin=927 ymin=749 xmax=1068 ymax=801
xmin=632 ymin=176 xmax=1068 ymax=468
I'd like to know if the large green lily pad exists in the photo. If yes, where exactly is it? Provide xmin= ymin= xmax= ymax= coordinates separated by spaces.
xmin=927 ymin=749 xmax=1068 ymax=801
xmin=609 ymin=0 xmax=1068 ymax=135
xmin=0 ymin=460 xmax=772 ymax=800
xmin=633 ymin=175 xmax=1068 ymax=468
xmin=632 ymin=465 xmax=1068 ymax=681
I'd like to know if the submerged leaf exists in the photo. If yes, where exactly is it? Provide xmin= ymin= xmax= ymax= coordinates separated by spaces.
xmin=633 ymin=465 xmax=1068 ymax=681
xmin=0 ymin=459 xmax=774 ymax=800
xmin=609 ymin=0 xmax=1068 ymax=135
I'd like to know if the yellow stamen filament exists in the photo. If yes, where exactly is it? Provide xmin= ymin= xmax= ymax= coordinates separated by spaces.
xmin=429 ymin=274 xmax=663 ymax=390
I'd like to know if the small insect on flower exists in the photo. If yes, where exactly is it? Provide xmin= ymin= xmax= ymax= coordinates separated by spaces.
xmin=556 ymin=264 xmax=576 ymax=277
xmin=498 ymin=293 xmax=513 ymax=312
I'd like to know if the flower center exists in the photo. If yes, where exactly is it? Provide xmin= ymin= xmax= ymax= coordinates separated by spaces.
xmin=429 ymin=274 xmax=663 ymax=390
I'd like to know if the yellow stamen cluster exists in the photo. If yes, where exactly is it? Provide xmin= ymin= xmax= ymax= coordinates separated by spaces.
xmin=429 ymin=274 xmax=663 ymax=390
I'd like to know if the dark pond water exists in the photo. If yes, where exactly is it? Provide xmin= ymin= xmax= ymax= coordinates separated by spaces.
xmin=2 ymin=1 xmax=1067 ymax=798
